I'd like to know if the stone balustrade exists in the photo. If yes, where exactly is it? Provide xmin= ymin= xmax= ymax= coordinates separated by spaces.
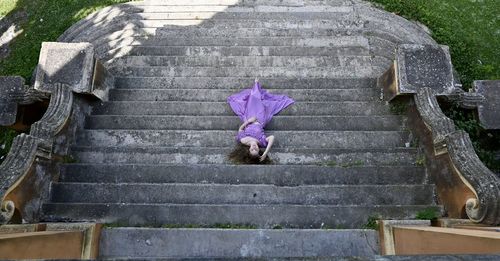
xmin=379 ymin=44 xmax=500 ymax=225
xmin=0 ymin=42 xmax=113 ymax=224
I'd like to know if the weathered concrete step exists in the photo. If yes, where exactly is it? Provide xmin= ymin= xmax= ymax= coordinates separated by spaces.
xmin=110 ymin=65 xmax=373 ymax=78
xmin=51 ymin=183 xmax=435 ymax=205
xmin=153 ymin=27 xmax=361 ymax=39
xmin=105 ymin=46 xmax=369 ymax=60
xmin=61 ymin=1 xmax=354 ymax=42
xmin=76 ymin=130 xmax=409 ymax=148
xmin=99 ymin=228 xmax=379 ymax=258
xmin=89 ymin=18 xmax=358 ymax=29
xmin=97 ymin=11 xmax=355 ymax=22
xmin=114 ymin=77 xmax=376 ymax=89
xmin=92 ymin=101 xmax=391 ymax=116
xmin=42 ymin=203 xmax=441 ymax=228
xmin=108 ymin=88 xmax=379 ymax=102
xmin=90 ymin=28 xmax=391 ymax=49
xmin=60 ymin=164 xmax=427 ymax=185
xmin=107 ymin=5 xmax=354 ymax=14
xmin=84 ymin=116 xmax=404 ymax=131
xmin=107 ymin=55 xmax=372 ymax=69
xmin=70 ymin=146 xmax=420 ymax=165
xmin=77 ymin=17 xmax=362 ymax=44
xmin=140 ymin=0 xmax=351 ymax=7
xmin=99 ymin=35 xmax=367 ymax=54
xmin=89 ymin=17 xmax=359 ymax=34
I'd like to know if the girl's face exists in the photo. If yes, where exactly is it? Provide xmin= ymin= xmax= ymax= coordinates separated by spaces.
xmin=249 ymin=143 xmax=259 ymax=156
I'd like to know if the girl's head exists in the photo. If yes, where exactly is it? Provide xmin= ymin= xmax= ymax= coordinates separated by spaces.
xmin=229 ymin=143 xmax=271 ymax=164
xmin=249 ymin=142 xmax=260 ymax=157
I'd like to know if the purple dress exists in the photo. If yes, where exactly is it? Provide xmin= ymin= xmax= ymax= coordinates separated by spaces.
xmin=227 ymin=81 xmax=294 ymax=147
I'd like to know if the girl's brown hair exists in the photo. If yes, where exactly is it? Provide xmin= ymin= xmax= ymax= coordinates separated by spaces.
xmin=228 ymin=143 xmax=272 ymax=164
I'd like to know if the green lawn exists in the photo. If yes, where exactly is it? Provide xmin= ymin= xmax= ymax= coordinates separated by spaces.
xmin=369 ymin=0 xmax=500 ymax=172
xmin=369 ymin=0 xmax=499 ymax=88
xmin=0 ymin=0 xmax=131 ymax=162
xmin=0 ymin=0 xmax=132 ymax=79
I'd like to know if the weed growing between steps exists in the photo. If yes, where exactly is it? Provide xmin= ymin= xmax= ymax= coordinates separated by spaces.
xmin=415 ymin=208 xmax=439 ymax=221
xmin=369 ymin=0 xmax=500 ymax=174
xmin=362 ymin=216 xmax=380 ymax=230
xmin=61 ymin=155 xmax=78 ymax=164
xmin=389 ymin=100 xmax=408 ymax=115
xmin=415 ymin=155 xmax=426 ymax=167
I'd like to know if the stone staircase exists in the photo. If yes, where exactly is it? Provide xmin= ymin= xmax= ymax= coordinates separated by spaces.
xmin=41 ymin=0 xmax=440 ymax=258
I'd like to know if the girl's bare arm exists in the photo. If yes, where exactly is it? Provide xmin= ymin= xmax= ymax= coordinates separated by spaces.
xmin=238 ymin=116 xmax=257 ymax=131
xmin=260 ymin=135 xmax=275 ymax=161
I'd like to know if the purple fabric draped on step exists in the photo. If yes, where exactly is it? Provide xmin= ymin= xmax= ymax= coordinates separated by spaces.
xmin=227 ymin=81 xmax=294 ymax=147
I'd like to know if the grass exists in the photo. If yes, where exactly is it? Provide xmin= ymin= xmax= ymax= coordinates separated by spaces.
xmin=0 ymin=0 xmax=17 ymax=16
xmin=362 ymin=215 xmax=380 ymax=230
xmin=415 ymin=208 xmax=439 ymax=221
xmin=0 ymin=0 xmax=133 ymax=80
xmin=0 ymin=0 xmax=132 ymax=163
xmin=368 ymin=0 xmax=499 ymax=87
xmin=370 ymin=0 xmax=500 ymax=173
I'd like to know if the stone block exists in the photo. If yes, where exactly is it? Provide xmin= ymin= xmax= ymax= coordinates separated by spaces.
xmin=0 ymin=76 xmax=25 ymax=126
xmin=474 ymin=80 xmax=500 ymax=130
xmin=34 ymin=42 xmax=110 ymax=100
xmin=380 ymin=44 xmax=456 ymax=101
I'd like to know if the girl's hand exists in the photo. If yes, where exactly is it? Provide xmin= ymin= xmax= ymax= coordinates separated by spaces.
xmin=259 ymin=153 xmax=267 ymax=162
xmin=248 ymin=116 xmax=257 ymax=123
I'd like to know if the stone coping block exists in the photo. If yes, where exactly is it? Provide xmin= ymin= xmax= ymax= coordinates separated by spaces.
xmin=378 ymin=219 xmax=431 ymax=255
xmin=34 ymin=42 xmax=95 ymax=94
xmin=475 ymin=80 xmax=500 ymax=130
xmin=380 ymin=44 xmax=456 ymax=101
xmin=0 ymin=76 xmax=24 ymax=126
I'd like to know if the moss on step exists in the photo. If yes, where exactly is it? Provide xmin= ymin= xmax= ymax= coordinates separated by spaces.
xmin=415 ymin=208 xmax=439 ymax=221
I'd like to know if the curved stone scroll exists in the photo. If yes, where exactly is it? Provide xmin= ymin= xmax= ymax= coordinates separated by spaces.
xmin=446 ymin=131 xmax=500 ymax=225
xmin=415 ymin=87 xmax=500 ymax=225
xmin=30 ymin=84 xmax=74 ymax=142
xmin=0 ymin=84 xmax=73 ymax=224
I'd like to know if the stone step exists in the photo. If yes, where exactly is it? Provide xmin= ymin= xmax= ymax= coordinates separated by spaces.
xmin=70 ymin=146 xmax=420 ymax=165
xmin=92 ymin=101 xmax=390 ymax=116
xmin=84 ymin=115 xmax=403 ymax=131
xmin=76 ymin=16 xmax=362 ymax=44
xmin=110 ymin=65 xmax=374 ymax=78
xmin=59 ymin=164 xmax=427 ymax=185
xmin=92 ymin=18 xmax=358 ymax=29
xmin=107 ymin=88 xmax=379 ymax=102
xmin=140 ymin=0 xmax=351 ymax=7
xmin=76 ymin=130 xmax=410 ymax=148
xmin=51 ymin=183 xmax=434 ymax=206
xmin=107 ymin=55 xmax=372 ymax=69
xmin=113 ymin=77 xmax=376 ymax=89
xmin=98 ymin=35 xmax=368 ymax=54
xmin=104 ymin=46 xmax=370 ymax=60
xmin=99 ymin=11 xmax=355 ymax=22
xmin=90 ymin=28 xmax=398 ymax=50
xmin=112 ymin=5 xmax=355 ymax=14
xmin=61 ymin=3 xmax=355 ymax=42
xmin=153 ymin=26 xmax=364 ymax=39
xmin=98 ymin=228 xmax=379 ymax=258
xmin=41 ymin=203 xmax=441 ymax=228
